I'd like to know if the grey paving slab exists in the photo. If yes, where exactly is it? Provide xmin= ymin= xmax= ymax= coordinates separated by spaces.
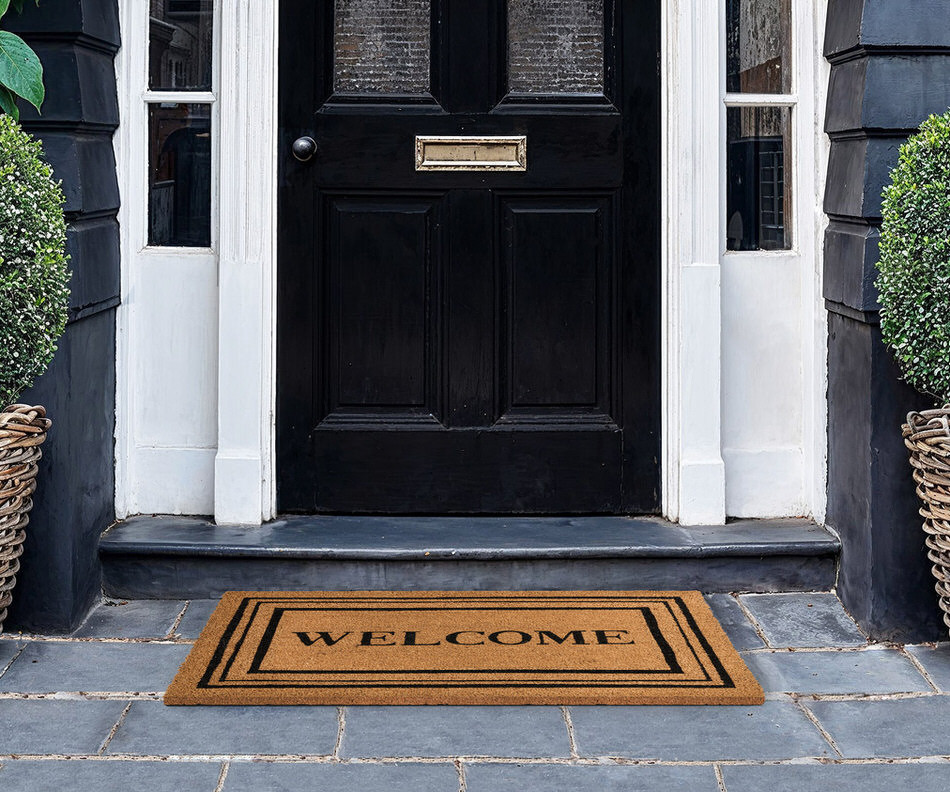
xmin=0 ymin=760 xmax=222 ymax=792
xmin=223 ymin=761 xmax=459 ymax=792
xmin=721 ymin=762 xmax=950 ymax=792
xmin=0 ymin=641 xmax=191 ymax=693
xmin=805 ymin=696 xmax=950 ymax=758
xmin=742 ymin=648 xmax=932 ymax=694
xmin=738 ymin=592 xmax=867 ymax=648
xmin=108 ymin=700 xmax=339 ymax=756
xmin=907 ymin=643 xmax=950 ymax=692
xmin=174 ymin=599 xmax=220 ymax=640
xmin=704 ymin=594 xmax=766 ymax=650
xmin=569 ymin=700 xmax=832 ymax=761
xmin=0 ymin=700 xmax=127 ymax=755
xmin=341 ymin=706 xmax=570 ymax=758
xmin=465 ymin=763 xmax=721 ymax=792
xmin=72 ymin=599 xmax=187 ymax=639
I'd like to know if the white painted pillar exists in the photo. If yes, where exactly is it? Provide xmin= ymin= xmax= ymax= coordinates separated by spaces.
xmin=662 ymin=0 xmax=726 ymax=525
xmin=214 ymin=1 xmax=278 ymax=525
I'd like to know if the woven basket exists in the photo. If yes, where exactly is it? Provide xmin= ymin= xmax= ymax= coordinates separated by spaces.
xmin=903 ymin=407 xmax=950 ymax=638
xmin=0 ymin=404 xmax=50 ymax=633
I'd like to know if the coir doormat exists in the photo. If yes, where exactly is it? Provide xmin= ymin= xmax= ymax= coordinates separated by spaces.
xmin=165 ymin=591 xmax=764 ymax=706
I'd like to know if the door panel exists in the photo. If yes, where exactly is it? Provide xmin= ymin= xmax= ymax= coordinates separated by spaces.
xmin=500 ymin=197 xmax=614 ymax=416
xmin=325 ymin=197 xmax=443 ymax=419
xmin=277 ymin=0 xmax=660 ymax=514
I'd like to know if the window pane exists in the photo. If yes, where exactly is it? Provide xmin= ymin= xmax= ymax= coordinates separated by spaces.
xmin=149 ymin=0 xmax=214 ymax=91
xmin=726 ymin=0 xmax=791 ymax=94
xmin=334 ymin=0 xmax=431 ymax=94
xmin=508 ymin=0 xmax=604 ymax=94
xmin=149 ymin=103 xmax=212 ymax=247
xmin=726 ymin=106 xmax=792 ymax=251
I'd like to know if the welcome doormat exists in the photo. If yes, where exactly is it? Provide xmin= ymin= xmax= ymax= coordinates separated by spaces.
xmin=165 ymin=591 xmax=764 ymax=706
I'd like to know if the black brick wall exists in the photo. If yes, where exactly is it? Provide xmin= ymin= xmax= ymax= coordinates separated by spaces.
xmin=5 ymin=0 xmax=119 ymax=632
xmin=824 ymin=0 xmax=950 ymax=641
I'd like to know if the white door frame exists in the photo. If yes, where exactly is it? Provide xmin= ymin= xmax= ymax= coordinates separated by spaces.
xmin=207 ymin=0 xmax=727 ymax=525
xmin=213 ymin=2 xmax=279 ymax=524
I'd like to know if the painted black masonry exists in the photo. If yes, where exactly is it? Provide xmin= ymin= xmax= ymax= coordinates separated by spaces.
xmin=4 ymin=0 xmax=120 ymax=632
xmin=824 ymin=0 xmax=950 ymax=641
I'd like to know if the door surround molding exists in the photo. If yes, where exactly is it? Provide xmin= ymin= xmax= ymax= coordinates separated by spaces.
xmin=208 ymin=0 xmax=725 ymax=525
xmin=659 ymin=0 xmax=726 ymax=524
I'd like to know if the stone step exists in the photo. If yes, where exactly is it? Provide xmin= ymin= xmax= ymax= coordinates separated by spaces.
xmin=100 ymin=516 xmax=839 ymax=598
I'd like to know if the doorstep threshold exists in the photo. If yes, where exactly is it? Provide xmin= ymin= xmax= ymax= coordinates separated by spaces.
xmin=100 ymin=515 xmax=838 ymax=561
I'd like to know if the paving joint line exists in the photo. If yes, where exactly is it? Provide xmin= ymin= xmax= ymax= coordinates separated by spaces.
xmin=792 ymin=694 xmax=843 ymax=758
xmin=560 ymin=705 xmax=579 ymax=759
xmin=0 ymin=641 xmax=26 ymax=680
xmin=455 ymin=758 xmax=466 ymax=792
xmin=0 ymin=692 xmax=163 ymax=700
xmin=799 ymin=691 xmax=945 ymax=702
xmin=0 ymin=635 xmax=194 ymax=645
xmin=97 ymin=700 xmax=133 ymax=756
xmin=732 ymin=595 xmax=773 ymax=648
xmin=900 ymin=646 xmax=942 ymax=692
xmin=714 ymin=763 xmax=728 ymax=792
xmin=3 ymin=754 xmax=950 ymax=766
xmin=213 ymin=760 xmax=230 ymax=792
xmin=333 ymin=706 xmax=346 ymax=760
xmin=167 ymin=601 xmax=190 ymax=640
xmin=743 ymin=644 xmax=886 ymax=654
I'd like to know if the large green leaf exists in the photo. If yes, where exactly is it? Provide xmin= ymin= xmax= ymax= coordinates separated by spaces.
xmin=0 ymin=30 xmax=42 ymax=111
xmin=0 ymin=84 xmax=18 ymax=120
xmin=0 ymin=1 xmax=11 ymax=20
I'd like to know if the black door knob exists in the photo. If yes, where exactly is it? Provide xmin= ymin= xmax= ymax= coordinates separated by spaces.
xmin=292 ymin=136 xmax=317 ymax=162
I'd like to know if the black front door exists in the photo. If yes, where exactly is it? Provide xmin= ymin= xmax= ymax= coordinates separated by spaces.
xmin=277 ymin=0 xmax=659 ymax=514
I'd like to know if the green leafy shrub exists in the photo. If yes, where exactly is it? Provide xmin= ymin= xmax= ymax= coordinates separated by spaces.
xmin=0 ymin=112 xmax=68 ymax=408
xmin=0 ymin=0 xmax=44 ymax=119
xmin=876 ymin=109 xmax=950 ymax=403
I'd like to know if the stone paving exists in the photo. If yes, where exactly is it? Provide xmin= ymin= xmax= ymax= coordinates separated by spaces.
xmin=0 ymin=592 xmax=948 ymax=791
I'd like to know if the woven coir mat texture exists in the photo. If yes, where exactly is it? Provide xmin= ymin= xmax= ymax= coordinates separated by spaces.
xmin=164 ymin=591 xmax=764 ymax=706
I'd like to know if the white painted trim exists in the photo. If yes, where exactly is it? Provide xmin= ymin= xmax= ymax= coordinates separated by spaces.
xmin=723 ymin=93 xmax=800 ymax=107
xmin=213 ymin=1 xmax=278 ymax=524
xmin=805 ymin=0 xmax=830 ymax=523
xmin=143 ymin=91 xmax=216 ymax=104
xmin=661 ymin=0 xmax=727 ymax=524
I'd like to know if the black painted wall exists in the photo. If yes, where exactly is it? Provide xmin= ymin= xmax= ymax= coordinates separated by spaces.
xmin=824 ymin=0 xmax=950 ymax=642
xmin=4 ymin=0 xmax=119 ymax=632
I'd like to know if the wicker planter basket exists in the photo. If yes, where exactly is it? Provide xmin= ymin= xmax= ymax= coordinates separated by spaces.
xmin=903 ymin=408 xmax=950 ymax=637
xmin=0 ymin=405 xmax=50 ymax=633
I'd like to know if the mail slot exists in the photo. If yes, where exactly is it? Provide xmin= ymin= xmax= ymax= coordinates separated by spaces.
xmin=415 ymin=135 xmax=527 ymax=171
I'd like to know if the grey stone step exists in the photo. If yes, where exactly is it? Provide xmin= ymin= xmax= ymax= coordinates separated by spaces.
xmin=99 ymin=515 xmax=839 ymax=598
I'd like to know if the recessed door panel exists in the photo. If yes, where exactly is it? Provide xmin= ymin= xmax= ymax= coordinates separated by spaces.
xmin=501 ymin=197 xmax=614 ymax=419
xmin=324 ymin=197 xmax=443 ymax=421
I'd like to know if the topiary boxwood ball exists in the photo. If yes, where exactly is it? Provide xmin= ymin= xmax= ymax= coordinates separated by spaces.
xmin=877 ymin=109 xmax=950 ymax=404
xmin=0 ymin=113 xmax=69 ymax=409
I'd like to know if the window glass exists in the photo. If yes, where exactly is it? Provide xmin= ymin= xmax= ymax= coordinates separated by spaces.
xmin=726 ymin=0 xmax=791 ymax=94
xmin=508 ymin=0 xmax=604 ymax=94
xmin=726 ymin=106 xmax=792 ymax=251
xmin=149 ymin=103 xmax=212 ymax=247
xmin=334 ymin=0 xmax=432 ymax=94
xmin=149 ymin=0 xmax=214 ymax=91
